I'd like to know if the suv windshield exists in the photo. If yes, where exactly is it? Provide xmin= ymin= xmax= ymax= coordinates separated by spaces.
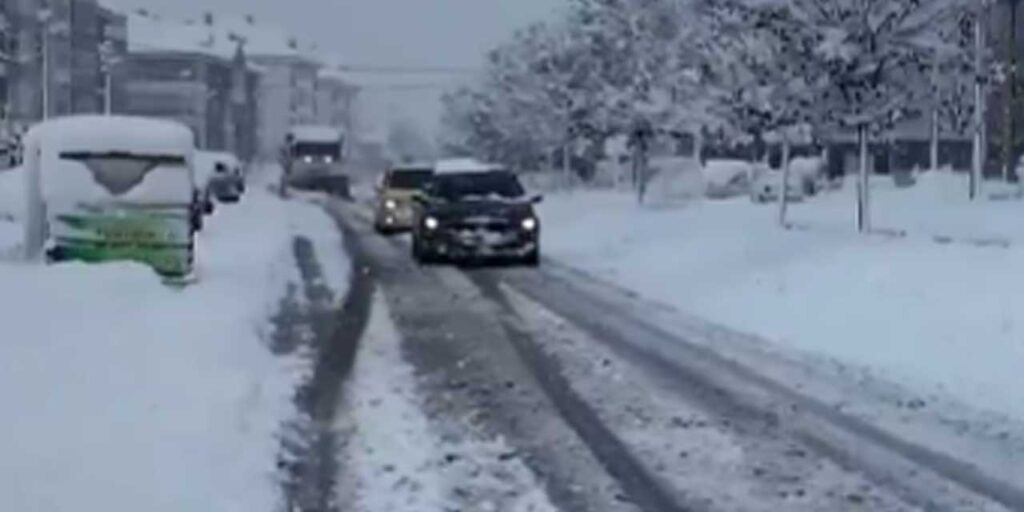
xmin=388 ymin=169 xmax=433 ymax=190
xmin=431 ymin=171 xmax=525 ymax=200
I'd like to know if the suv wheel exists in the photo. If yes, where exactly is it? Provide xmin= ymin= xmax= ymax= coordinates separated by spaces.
xmin=523 ymin=248 xmax=540 ymax=267
xmin=412 ymin=236 xmax=433 ymax=264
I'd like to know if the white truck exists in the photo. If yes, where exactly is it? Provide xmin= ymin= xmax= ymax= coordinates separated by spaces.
xmin=282 ymin=125 xmax=349 ymax=198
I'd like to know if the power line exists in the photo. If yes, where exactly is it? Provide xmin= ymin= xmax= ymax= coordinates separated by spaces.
xmin=333 ymin=64 xmax=478 ymax=75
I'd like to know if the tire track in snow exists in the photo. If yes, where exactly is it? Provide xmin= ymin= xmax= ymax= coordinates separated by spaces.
xmin=336 ymin=293 xmax=559 ymax=511
xmin=274 ymin=221 xmax=374 ymax=512
xmin=492 ymin=264 xmax=1019 ymax=512
xmin=468 ymin=273 xmax=694 ymax=512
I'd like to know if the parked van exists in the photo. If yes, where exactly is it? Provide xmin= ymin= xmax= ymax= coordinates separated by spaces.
xmin=23 ymin=116 xmax=197 ymax=279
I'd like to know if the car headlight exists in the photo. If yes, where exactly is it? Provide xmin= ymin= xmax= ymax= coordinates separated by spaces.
xmin=324 ymin=156 xmax=334 ymax=163
xmin=303 ymin=155 xmax=313 ymax=164
xmin=424 ymin=216 xmax=440 ymax=230
xmin=521 ymin=217 xmax=538 ymax=231
xmin=384 ymin=199 xmax=398 ymax=210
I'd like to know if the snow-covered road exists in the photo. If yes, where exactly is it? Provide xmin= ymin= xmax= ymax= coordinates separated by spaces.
xmin=326 ymin=192 xmax=1024 ymax=511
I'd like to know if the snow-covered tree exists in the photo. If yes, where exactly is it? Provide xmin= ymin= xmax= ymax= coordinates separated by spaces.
xmin=386 ymin=117 xmax=434 ymax=163
xmin=746 ymin=0 xmax=970 ymax=231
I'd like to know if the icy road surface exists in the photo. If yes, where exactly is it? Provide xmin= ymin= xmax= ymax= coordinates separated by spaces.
xmin=319 ymin=191 xmax=1024 ymax=512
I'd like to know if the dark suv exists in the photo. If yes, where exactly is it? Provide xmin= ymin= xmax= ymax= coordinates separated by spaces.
xmin=411 ymin=169 xmax=541 ymax=265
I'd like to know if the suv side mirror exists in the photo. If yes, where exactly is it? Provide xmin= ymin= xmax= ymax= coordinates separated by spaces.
xmin=412 ymin=193 xmax=429 ymax=206
xmin=531 ymin=194 xmax=544 ymax=204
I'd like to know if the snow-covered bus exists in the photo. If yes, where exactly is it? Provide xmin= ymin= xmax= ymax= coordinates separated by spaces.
xmin=23 ymin=115 xmax=198 ymax=280
xmin=282 ymin=125 xmax=349 ymax=197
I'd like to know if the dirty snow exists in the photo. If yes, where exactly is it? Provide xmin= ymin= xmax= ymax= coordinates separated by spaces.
xmin=0 ymin=165 xmax=349 ymax=512
xmin=501 ymin=285 xmax=932 ymax=512
xmin=339 ymin=294 xmax=557 ymax=512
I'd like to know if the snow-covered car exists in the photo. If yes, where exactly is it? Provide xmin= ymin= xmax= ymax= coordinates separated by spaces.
xmin=789 ymin=156 xmax=826 ymax=196
xmin=196 ymin=150 xmax=245 ymax=204
xmin=23 ymin=115 xmax=197 ymax=279
xmin=750 ymin=164 xmax=805 ymax=203
xmin=374 ymin=162 xmax=434 ymax=234
xmin=411 ymin=159 xmax=541 ymax=265
xmin=703 ymin=159 xmax=753 ymax=199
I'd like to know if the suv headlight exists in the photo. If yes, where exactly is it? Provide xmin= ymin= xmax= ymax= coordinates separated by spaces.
xmin=424 ymin=216 xmax=440 ymax=230
xmin=384 ymin=199 xmax=398 ymax=210
xmin=325 ymin=156 xmax=334 ymax=163
xmin=521 ymin=217 xmax=538 ymax=231
xmin=303 ymin=155 xmax=313 ymax=164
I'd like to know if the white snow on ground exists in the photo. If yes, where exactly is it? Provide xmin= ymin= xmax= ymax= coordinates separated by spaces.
xmin=340 ymin=294 xmax=557 ymax=512
xmin=0 ymin=165 xmax=349 ymax=512
xmin=539 ymin=171 xmax=1024 ymax=423
xmin=500 ymin=286 xmax=934 ymax=512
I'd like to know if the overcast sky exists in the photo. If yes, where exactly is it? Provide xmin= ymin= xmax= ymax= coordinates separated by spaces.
xmin=108 ymin=0 xmax=562 ymax=141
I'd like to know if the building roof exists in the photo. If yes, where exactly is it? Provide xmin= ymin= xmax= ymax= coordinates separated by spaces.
xmin=125 ymin=10 xmax=318 ymax=63
xmin=126 ymin=11 xmax=238 ymax=60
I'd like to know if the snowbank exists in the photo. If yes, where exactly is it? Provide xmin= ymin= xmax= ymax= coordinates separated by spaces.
xmin=539 ymin=178 xmax=1024 ymax=421
xmin=703 ymin=159 xmax=752 ymax=187
xmin=0 ymin=166 xmax=349 ymax=512
xmin=0 ymin=167 xmax=24 ymax=254
xmin=789 ymin=156 xmax=823 ymax=179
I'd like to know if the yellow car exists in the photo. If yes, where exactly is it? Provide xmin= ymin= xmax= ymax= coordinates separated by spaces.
xmin=374 ymin=163 xmax=434 ymax=234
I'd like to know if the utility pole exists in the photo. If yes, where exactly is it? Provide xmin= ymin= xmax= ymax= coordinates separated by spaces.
xmin=38 ymin=8 xmax=51 ymax=120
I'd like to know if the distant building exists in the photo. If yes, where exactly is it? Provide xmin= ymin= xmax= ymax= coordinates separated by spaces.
xmin=121 ymin=11 xmax=261 ymax=160
xmin=315 ymin=69 xmax=358 ymax=152
xmin=3 ymin=0 xmax=123 ymax=127
xmin=0 ymin=1 xmax=12 ymax=128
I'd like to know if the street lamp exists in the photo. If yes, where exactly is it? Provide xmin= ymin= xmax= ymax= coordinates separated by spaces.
xmin=99 ymin=40 xmax=121 ymax=115
xmin=37 ymin=8 xmax=51 ymax=120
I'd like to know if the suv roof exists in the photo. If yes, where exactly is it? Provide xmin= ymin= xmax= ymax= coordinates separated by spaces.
xmin=434 ymin=158 xmax=504 ymax=175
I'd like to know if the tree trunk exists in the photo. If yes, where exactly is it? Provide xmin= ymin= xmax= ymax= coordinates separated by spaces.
xmin=562 ymin=141 xmax=572 ymax=190
xmin=973 ymin=6 xmax=986 ymax=200
xmin=1004 ymin=0 xmax=1018 ymax=182
xmin=931 ymin=53 xmax=941 ymax=172
xmin=857 ymin=125 xmax=871 ymax=233
xmin=930 ymin=107 xmax=940 ymax=172
xmin=778 ymin=136 xmax=791 ymax=227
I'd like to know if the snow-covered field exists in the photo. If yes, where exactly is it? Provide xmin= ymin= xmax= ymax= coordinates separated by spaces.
xmin=0 ymin=166 xmax=349 ymax=511
xmin=539 ymin=171 xmax=1024 ymax=423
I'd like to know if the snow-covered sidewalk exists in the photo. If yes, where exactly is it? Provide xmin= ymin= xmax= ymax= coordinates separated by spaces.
xmin=539 ymin=172 xmax=1024 ymax=423
xmin=0 ymin=167 xmax=349 ymax=511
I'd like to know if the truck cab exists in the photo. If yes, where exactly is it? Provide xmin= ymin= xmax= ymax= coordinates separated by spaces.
xmin=283 ymin=125 xmax=348 ymax=197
